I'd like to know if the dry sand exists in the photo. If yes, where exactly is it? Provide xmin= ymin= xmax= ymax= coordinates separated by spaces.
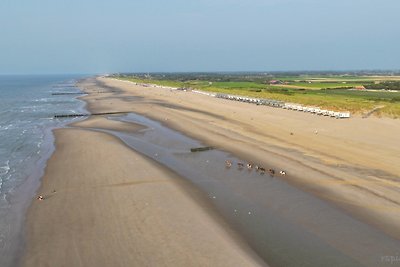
xmin=22 ymin=125 xmax=265 ymax=267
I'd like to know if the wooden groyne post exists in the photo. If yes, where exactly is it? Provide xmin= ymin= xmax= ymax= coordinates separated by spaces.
xmin=190 ymin=147 xmax=214 ymax=153
xmin=52 ymin=92 xmax=86 ymax=96
xmin=54 ymin=111 xmax=130 ymax=118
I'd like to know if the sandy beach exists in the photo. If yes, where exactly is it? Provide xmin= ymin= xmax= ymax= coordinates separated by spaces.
xmin=22 ymin=121 xmax=265 ymax=266
xmin=22 ymin=76 xmax=400 ymax=266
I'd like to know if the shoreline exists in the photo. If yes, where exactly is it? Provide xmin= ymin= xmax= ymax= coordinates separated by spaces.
xmin=0 ymin=77 xmax=87 ymax=267
xmin=21 ymin=80 xmax=267 ymax=266
xmin=21 ymin=76 xmax=400 ymax=266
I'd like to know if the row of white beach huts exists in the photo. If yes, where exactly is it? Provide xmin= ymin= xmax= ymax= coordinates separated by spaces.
xmin=282 ymin=104 xmax=350 ymax=118
xmin=216 ymin=94 xmax=284 ymax=107
xmin=215 ymin=93 xmax=350 ymax=119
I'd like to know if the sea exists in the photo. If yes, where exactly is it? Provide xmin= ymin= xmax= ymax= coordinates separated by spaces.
xmin=0 ymin=75 xmax=87 ymax=267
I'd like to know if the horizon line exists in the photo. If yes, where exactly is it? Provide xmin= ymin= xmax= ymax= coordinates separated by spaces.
xmin=2 ymin=69 xmax=400 ymax=76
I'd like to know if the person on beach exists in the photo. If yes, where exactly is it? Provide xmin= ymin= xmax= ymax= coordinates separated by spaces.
xmin=225 ymin=160 xmax=232 ymax=168
xmin=37 ymin=195 xmax=44 ymax=201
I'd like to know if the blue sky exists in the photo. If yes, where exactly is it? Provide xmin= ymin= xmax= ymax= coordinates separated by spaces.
xmin=0 ymin=0 xmax=399 ymax=74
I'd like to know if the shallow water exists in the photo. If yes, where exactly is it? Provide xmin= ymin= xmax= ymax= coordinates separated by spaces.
xmin=101 ymin=113 xmax=400 ymax=267
xmin=0 ymin=75 xmax=86 ymax=267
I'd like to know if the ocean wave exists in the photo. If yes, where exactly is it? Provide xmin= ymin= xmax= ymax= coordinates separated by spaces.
xmin=0 ymin=173 xmax=12 ymax=194
xmin=1 ymin=124 xmax=13 ymax=131
xmin=37 ymin=140 xmax=42 ymax=148
xmin=38 ymin=117 xmax=53 ymax=121
xmin=0 ymin=161 xmax=10 ymax=176
xmin=34 ymin=98 xmax=52 ymax=102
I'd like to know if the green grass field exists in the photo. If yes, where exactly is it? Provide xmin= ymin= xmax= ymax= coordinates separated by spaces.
xmin=116 ymin=74 xmax=400 ymax=118
xmin=286 ymin=82 xmax=363 ymax=89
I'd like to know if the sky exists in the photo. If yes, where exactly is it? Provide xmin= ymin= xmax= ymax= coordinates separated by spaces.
xmin=0 ymin=0 xmax=399 ymax=74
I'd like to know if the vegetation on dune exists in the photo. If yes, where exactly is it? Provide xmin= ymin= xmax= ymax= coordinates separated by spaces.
xmin=364 ymin=81 xmax=400 ymax=90
xmin=113 ymin=72 xmax=400 ymax=118
xmin=286 ymin=82 xmax=364 ymax=89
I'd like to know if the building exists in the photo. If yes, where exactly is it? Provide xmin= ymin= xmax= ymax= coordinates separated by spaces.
xmin=355 ymin=85 xmax=366 ymax=90
xmin=269 ymin=80 xmax=283 ymax=85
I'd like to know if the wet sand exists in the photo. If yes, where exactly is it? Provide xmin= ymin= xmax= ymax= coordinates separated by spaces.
xmin=22 ymin=76 xmax=400 ymax=266
xmin=83 ymin=113 xmax=400 ymax=266
xmin=22 ymin=126 xmax=266 ymax=267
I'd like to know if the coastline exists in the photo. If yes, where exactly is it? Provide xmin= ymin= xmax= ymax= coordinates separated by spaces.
xmin=0 ymin=76 xmax=87 ymax=267
xmin=21 ymin=76 xmax=400 ymax=266
xmin=21 ymin=81 xmax=267 ymax=266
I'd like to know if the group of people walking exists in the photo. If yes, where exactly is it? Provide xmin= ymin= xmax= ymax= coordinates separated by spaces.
xmin=225 ymin=160 xmax=286 ymax=176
